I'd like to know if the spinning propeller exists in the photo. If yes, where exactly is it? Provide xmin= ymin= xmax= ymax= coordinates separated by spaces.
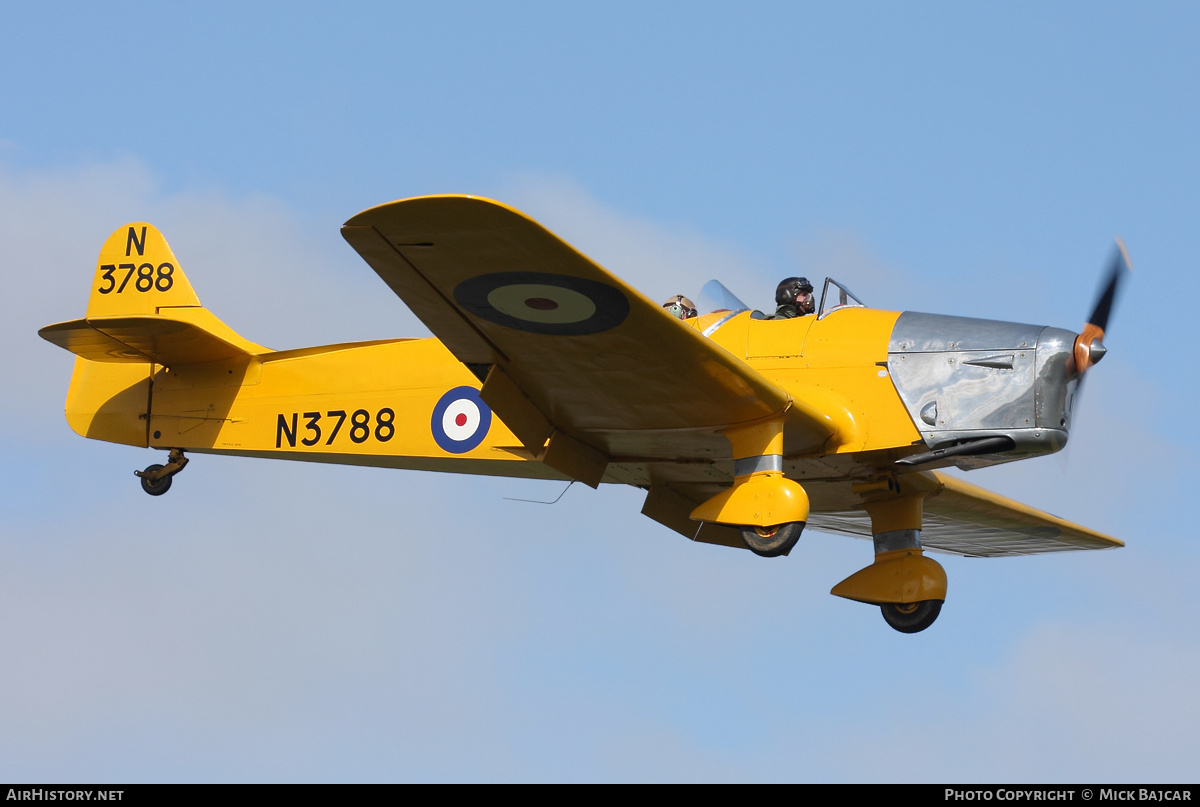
xmin=1072 ymin=239 xmax=1131 ymax=377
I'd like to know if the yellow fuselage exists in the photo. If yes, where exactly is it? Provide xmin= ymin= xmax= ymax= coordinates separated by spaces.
xmin=66 ymin=307 xmax=921 ymax=504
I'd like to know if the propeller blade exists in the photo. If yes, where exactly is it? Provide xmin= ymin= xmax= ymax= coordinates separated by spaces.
xmin=1062 ymin=239 xmax=1132 ymax=471
xmin=1072 ymin=239 xmax=1131 ymax=375
xmin=1087 ymin=238 xmax=1131 ymax=333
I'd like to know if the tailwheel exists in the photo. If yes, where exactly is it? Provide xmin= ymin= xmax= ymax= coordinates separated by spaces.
xmin=740 ymin=521 xmax=804 ymax=558
xmin=880 ymin=600 xmax=943 ymax=634
xmin=134 ymin=448 xmax=188 ymax=497
xmin=138 ymin=464 xmax=172 ymax=496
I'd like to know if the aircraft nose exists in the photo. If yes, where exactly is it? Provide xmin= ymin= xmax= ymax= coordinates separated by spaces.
xmin=1033 ymin=326 xmax=1081 ymax=436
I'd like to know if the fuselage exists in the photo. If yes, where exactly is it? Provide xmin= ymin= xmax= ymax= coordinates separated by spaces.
xmin=65 ymin=304 xmax=1077 ymax=511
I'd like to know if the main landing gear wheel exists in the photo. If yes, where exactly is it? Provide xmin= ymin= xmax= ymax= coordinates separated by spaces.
xmin=139 ymin=464 xmax=172 ymax=496
xmin=740 ymin=521 xmax=804 ymax=558
xmin=880 ymin=600 xmax=943 ymax=634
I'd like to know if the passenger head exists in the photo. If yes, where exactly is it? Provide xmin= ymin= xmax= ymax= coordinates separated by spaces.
xmin=662 ymin=295 xmax=697 ymax=320
xmin=776 ymin=277 xmax=815 ymax=314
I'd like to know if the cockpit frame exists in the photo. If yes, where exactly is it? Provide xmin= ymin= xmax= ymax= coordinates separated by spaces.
xmin=816 ymin=278 xmax=866 ymax=320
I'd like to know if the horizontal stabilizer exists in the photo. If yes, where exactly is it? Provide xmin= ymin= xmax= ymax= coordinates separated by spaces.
xmin=39 ymin=311 xmax=262 ymax=366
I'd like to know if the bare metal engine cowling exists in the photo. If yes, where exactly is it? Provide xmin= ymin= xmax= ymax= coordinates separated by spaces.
xmin=887 ymin=312 xmax=1079 ymax=469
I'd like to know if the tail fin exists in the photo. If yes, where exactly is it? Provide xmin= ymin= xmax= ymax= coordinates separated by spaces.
xmin=85 ymin=223 xmax=203 ymax=317
xmin=41 ymin=223 xmax=266 ymax=366
xmin=40 ymin=223 xmax=265 ymax=447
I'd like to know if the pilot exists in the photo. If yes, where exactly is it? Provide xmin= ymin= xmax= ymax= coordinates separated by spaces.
xmin=770 ymin=277 xmax=815 ymax=319
xmin=662 ymin=294 xmax=697 ymax=320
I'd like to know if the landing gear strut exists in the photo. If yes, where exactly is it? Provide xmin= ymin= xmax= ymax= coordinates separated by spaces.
xmin=691 ymin=419 xmax=811 ymax=559
xmin=830 ymin=489 xmax=949 ymax=634
xmin=134 ymin=448 xmax=188 ymax=496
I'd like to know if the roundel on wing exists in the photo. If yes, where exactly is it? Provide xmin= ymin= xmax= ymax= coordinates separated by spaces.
xmin=453 ymin=272 xmax=630 ymax=335
xmin=431 ymin=387 xmax=492 ymax=454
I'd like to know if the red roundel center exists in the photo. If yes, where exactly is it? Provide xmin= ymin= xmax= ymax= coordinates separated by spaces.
xmin=524 ymin=297 xmax=559 ymax=311
xmin=455 ymin=413 xmax=468 ymax=427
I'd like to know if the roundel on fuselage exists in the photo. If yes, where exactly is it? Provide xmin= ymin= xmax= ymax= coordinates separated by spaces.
xmin=431 ymin=387 xmax=492 ymax=454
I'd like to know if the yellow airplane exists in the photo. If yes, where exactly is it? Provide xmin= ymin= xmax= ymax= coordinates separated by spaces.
xmin=38 ymin=195 xmax=1127 ymax=633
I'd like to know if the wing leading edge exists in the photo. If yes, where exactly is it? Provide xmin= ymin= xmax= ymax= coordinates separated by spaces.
xmin=342 ymin=195 xmax=844 ymax=485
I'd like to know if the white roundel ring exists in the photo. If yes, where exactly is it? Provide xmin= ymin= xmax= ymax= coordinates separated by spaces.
xmin=431 ymin=387 xmax=492 ymax=454
xmin=441 ymin=399 xmax=481 ymax=441
xmin=453 ymin=271 xmax=630 ymax=335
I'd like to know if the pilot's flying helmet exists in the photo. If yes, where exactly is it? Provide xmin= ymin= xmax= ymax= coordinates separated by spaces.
xmin=775 ymin=277 xmax=814 ymax=306
xmin=662 ymin=295 xmax=697 ymax=320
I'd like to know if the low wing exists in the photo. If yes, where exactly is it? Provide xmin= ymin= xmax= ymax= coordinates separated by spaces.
xmin=807 ymin=471 xmax=1122 ymax=557
xmin=342 ymin=195 xmax=844 ymax=485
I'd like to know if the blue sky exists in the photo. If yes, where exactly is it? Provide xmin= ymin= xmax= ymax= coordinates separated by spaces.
xmin=2 ymin=1 xmax=1198 ymax=782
